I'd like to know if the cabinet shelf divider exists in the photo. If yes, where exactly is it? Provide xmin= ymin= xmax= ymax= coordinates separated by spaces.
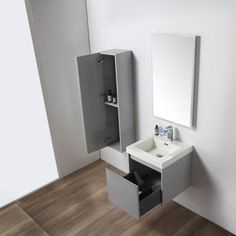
xmin=104 ymin=102 xmax=119 ymax=108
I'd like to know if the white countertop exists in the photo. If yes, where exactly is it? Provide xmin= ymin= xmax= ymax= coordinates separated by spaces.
xmin=126 ymin=135 xmax=193 ymax=172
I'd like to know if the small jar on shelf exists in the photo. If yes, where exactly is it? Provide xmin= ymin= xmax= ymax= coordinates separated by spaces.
xmin=107 ymin=89 xmax=112 ymax=102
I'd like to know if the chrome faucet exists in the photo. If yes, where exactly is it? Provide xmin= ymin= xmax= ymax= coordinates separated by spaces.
xmin=164 ymin=126 xmax=174 ymax=141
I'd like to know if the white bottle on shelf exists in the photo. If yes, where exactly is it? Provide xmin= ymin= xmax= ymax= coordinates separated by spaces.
xmin=107 ymin=89 xmax=112 ymax=102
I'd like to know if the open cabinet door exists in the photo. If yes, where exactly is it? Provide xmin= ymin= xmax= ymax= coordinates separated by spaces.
xmin=77 ymin=53 xmax=107 ymax=153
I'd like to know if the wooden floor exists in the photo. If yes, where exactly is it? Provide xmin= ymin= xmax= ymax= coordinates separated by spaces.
xmin=0 ymin=160 xmax=233 ymax=236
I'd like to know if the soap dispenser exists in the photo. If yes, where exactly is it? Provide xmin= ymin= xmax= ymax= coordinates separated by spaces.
xmin=155 ymin=125 xmax=159 ymax=136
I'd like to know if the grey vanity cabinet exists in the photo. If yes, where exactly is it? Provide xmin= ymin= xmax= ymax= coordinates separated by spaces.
xmin=106 ymin=153 xmax=192 ymax=219
xmin=106 ymin=169 xmax=162 ymax=219
xmin=106 ymin=158 xmax=163 ymax=219
xmin=77 ymin=49 xmax=135 ymax=153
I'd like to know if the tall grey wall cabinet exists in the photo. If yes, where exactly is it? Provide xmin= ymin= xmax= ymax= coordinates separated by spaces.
xmin=77 ymin=49 xmax=135 ymax=153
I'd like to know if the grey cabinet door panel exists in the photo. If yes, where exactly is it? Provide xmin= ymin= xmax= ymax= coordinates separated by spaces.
xmin=77 ymin=53 xmax=107 ymax=153
xmin=106 ymin=168 xmax=162 ymax=219
xmin=106 ymin=168 xmax=140 ymax=219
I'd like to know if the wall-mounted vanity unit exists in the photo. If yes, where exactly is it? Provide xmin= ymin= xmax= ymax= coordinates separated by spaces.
xmin=77 ymin=49 xmax=135 ymax=153
xmin=106 ymin=135 xmax=193 ymax=219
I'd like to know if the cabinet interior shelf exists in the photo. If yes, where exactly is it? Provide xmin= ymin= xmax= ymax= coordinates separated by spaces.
xmin=104 ymin=102 xmax=119 ymax=108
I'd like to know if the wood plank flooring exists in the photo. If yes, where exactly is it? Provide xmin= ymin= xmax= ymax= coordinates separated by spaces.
xmin=0 ymin=204 xmax=48 ymax=236
xmin=0 ymin=160 xmax=233 ymax=236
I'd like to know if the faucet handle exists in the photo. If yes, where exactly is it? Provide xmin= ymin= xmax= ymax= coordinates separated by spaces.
xmin=164 ymin=126 xmax=174 ymax=141
xmin=164 ymin=125 xmax=173 ymax=132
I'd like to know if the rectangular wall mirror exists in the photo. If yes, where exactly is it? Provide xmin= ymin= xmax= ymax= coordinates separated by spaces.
xmin=152 ymin=33 xmax=198 ymax=127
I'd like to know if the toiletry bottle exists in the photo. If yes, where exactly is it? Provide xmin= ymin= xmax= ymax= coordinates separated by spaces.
xmin=112 ymin=96 xmax=117 ymax=104
xmin=107 ymin=89 xmax=112 ymax=102
xmin=155 ymin=125 xmax=159 ymax=136
xmin=159 ymin=127 xmax=164 ymax=135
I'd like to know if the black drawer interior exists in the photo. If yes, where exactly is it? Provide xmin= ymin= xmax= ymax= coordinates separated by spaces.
xmin=124 ymin=170 xmax=161 ymax=201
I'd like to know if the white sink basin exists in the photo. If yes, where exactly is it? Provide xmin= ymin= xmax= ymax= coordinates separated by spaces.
xmin=126 ymin=135 xmax=193 ymax=171
xmin=134 ymin=137 xmax=180 ymax=158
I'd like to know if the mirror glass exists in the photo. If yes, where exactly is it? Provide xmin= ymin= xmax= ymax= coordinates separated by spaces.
xmin=152 ymin=33 xmax=197 ymax=127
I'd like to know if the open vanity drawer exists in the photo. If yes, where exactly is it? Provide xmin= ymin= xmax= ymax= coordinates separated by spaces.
xmin=106 ymin=161 xmax=162 ymax=219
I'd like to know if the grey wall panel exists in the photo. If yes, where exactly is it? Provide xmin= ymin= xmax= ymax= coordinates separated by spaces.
xmin=25 ymin=0 xmax=99 ymax=177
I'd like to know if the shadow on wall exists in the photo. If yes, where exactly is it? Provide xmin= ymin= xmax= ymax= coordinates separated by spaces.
xmin=184 ymin=149 xmax=233 ymax=229
xmin=192 ymin=149 xmax=217 ymax=193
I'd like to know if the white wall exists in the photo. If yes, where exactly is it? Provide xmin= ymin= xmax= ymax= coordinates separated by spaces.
xmin=86 ymin=0 xmax=236 ymax=233
xmin=0 ymin=0 xmax=58 ymax=207
xmin=26 ymin=0 xmax=100 ymax=177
